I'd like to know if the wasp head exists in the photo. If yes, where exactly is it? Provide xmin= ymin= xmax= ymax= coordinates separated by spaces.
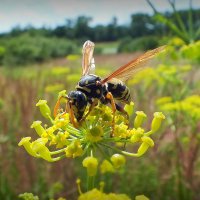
xmin=67 ymin=91 xmax=88 ymax=121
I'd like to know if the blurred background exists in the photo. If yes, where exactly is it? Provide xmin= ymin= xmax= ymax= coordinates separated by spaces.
xmin=0 ymin=0 xmax=200 ymax=199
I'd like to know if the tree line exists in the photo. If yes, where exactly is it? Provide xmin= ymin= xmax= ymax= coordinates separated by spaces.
xmin=0 ymin=9 xmax=199 ymax=66
xmin=1 ymin=9 xmax=199 ymax=42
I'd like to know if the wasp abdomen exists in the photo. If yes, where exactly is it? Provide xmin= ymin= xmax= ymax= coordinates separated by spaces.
xmin=107 ymin=80 xmax=131 ymax=104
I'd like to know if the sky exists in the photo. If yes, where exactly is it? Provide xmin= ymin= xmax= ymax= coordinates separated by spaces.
xmin=1 ymin=0 xmax=200 ymax=33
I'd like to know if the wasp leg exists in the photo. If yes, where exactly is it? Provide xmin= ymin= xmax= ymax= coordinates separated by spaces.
xmin=80 ymin=99 xmax=98 ymax=123
xmin=54 ymin=96 xmax=78 ymax=128
xmin=67 ymin=101 xmax=79 ymax=128
xmin=115 ymin=103 xmax=129 ymax=126
xmin=106 ymin=92 xmax=116 ymax=137
xmin=54 ymin=96 xmax=68 ymax=118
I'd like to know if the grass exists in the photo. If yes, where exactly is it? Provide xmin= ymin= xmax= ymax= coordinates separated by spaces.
xmin=0 ymin=43 xmax=200 ymax=200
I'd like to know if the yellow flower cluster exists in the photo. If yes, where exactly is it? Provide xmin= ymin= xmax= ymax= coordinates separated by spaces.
xmin=157 ymin=95 xmax=200 ymax=121
xmin=128 ymin=63 xmax=192 ymax=89
xmin=76 ymin=180 xmax=149 ymax=200
xmin=78 ymin=188 xmax=131 ymax=200
xmin=162 ymin=38 xmax=200 ymax=62
xmin=180 ymin=40 xmax=200 ymax=62
xmin=18 ymin=91 xmax=165 ymax=176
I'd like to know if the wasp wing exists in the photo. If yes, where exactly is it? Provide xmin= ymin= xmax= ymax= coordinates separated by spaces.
xmin=101 ymin=46 xmax=166 ymax=83
xmin=82 ymin=40 xmax=95 ymax=76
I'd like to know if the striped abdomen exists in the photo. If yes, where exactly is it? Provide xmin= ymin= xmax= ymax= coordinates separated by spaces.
xmin=107 ymin=79 xmax=131 ymax=103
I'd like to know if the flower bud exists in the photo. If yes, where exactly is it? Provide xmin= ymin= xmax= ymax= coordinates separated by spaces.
xmin=18 ymin=137 xmax=37 ymax=157
xmin=135 ymin=195 xmax=149 ymax=200
xmin=137 ymin=136 xmax=154 ymax=156
xmin=30 ymin=121 xmax=46 ymax=136
xmin=100 ymin=160 xmax=115 ymax=174
xmin=76 ymin=178 xmax=82 ymax=195
xmin=107 ymin=193 xmax=131 ymax=199
xmin=65 ymin=140 xmax=83 ymax=158
xmin=101 ymin=106 xmax=112 ymax=121
xmin=32 ymin=138 xmax=52 ymax=161
xmin=46 ymin=125 xmax=57 ymax=135
xmin=82 ymin=156 xmax=98 ymax=176
xmin=114 ymin=124 xmax=128 ymax=138
xmin=99 ymin=181 xmax=105 ymax=192
xmin=134 ymin=111 xmax=147 ymax=128
xmin=124 ymin=101 xmax=134 ymax=117
xmin=130 ymin=128 xmax=144 ymax=143
xmin=58 ymin=90 xmax=67 ymax=98
xmin=102 ymin=113 xmax=112 ymax=122
xmin=55 ymin=117 xmax=69 ymax=128
xmin=151 ymin=112 xmax=165 ymax=132
xmin=55 ymin=131 xmax=69 ymax=148
xmin=36 ymin=100 xmax=51 ymax=119
xmin=110 ymin=154 xmax=126 ymax=169
xmin=76 ymin=178 xmax=81 ymax=185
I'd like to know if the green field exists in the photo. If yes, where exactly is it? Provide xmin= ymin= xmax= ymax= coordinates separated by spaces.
xmin=0 ymin=38 xmax=200 ymax=200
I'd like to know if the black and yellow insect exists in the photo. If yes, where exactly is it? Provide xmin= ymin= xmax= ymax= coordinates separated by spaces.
xmin=54 ymin=41 xmax=165 ymax=128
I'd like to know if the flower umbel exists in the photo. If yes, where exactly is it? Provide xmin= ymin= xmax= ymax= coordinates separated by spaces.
xmin=19 ymin=95 xmax=165 ymax=187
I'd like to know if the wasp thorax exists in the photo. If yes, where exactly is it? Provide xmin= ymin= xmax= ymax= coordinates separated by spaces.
xmin=76 ymin=74 xmax=103 ymax=98
xmin=67 ymin=91 xmax=88 ymax=121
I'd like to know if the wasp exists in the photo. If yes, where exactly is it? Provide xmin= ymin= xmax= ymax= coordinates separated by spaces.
xmin=54 ymin=41 xmax=165 ymax=130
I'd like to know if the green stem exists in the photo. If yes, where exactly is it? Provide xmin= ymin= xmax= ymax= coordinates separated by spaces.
xmin=146 ymin=0 xmax=159 ymax=14
xmin=87 ymin=175 xmax=95 ymax=191
xmin=100 ymin=142 xmax=122 ymax=153
xmin=50 ymin=148 xmax=67 ymax=155
xmin=68 ymin=125 xmax=80 ymax=132
xmin=47 ymin=115 xmax=55 ymax=124
xmin=90 ymin=149 xmax=93 ymax=157
xmin=66 ymin=125 xmax=81 ymax=136
xmin=82 ymin=143 xmax=91 ymax=157
xmin=51 ymin=154 xmax=66 ymax=162
xmin=102 ymin=137 xmax=131 ymax=143
xmin=145 ymin=130 xmax=153 ymax=136
xmin=95 ymin=144 xmax=111 ymax=161
xmin=100 ymin=143 xmax=140 ymax=157
xmin=120 ymin=150 xmax=140 ymax=157
xmin=168 ymin=0 xmax=188 ymax=36
xmin=195 ymin=27 xmax=200 ymax=39
xmin=86 ymin=148 xmax=95 ymax=191
xmin=69 ymin=135 xmax=78 ymax=139
xmin=188 ymin=0 xmax=194 ymax=42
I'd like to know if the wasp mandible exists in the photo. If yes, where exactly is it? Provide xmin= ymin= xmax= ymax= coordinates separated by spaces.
xmin=54 ymin=41 xmax=165 ymax=129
